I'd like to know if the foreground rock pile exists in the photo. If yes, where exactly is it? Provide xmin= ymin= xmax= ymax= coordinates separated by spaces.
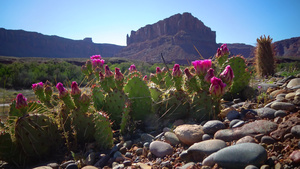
xmin=4 ymin=77 xmax=300 ymax=169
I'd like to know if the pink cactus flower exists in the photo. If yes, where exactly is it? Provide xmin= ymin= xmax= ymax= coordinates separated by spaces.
xmin=220 ymin=65 xmax=234 ymax=85
xmin=172 ymin=64 xmax=182 ymax=77
xmin=114 ymin=68 xmax=124 ymax=81
xmin=104 ymin=65 xmax=113 ymax=77
xmin=71 ymin=81 xmax=81 ymax=95
xmin=129 ymin=64 xmax=137 ymax=72
xmin=91 ymin=59 xmax=105 ymax=69
xmin=209 ymin=77 xmax=226 ymax=98
xmin=90 ymin=55 xmax=101 ymax=60
xmin=56 ymin=82 xmax=68 ymax=97
xmin=184 ymin=68 xmax=194 ymax=80
xmin=16 ymin=93 xmax=28 ymax=109
xmin=192 ymin=59 xmax=212 ymax=76
xmin=32 ymin=82 xmax=43 ymax=91
xmin=204 ymin=68 xmax=215 ymax=83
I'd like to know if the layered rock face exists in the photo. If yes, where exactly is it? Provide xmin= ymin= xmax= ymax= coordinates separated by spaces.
xmin=274 ymin=37 xmax=300 ymax=57
xmin=115 ymin=13 xmax=219 ymax=64
xmin=0 ymin=28 xmax=124 ymax=58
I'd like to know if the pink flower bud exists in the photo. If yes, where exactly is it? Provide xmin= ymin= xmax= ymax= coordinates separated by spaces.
xmin=114 ymin=68 xmax=124 ymax=81
xmin=56 ymin=82 xmax=68 ymax=97
xmin=220 ymin=65 xmax=234 ymax=85
xmin=32 ymin=82 xmax=43 ymax=91
xmin=71 ymin=81 xmax=81 ymax=95
xmin=129 ymin=64 xmax=137 ymax=72
xmin=192 ymin=59 xmax=212 ymax=76
xmin=16 ymin=93 xmax=28 ymax=109
xmin=172 ymin=64 xmax=182 ymax=77
xmin=143 ymin=75 xmax=148 ymax=81
xmin=91 ymin=59 xmax=105 ymax=69
xmin=105 ymin=65 xmax=113 ymax=78
xmin=156 ymin=67 xmax=162 ymax=74
xmin=90 ymin=55 xmax=101 ymax=60
xmin=184 ymin=68 xmax=194 ymax=80
xmin=209 ymin=77 xmax=226 ymax=98
xmin=216 ymin=44 xmax=230 ymax=57
xmin=99 ymin=71 xmax=105 ymax=80
xmin=204 ymin=68 xmax=215 ymax=83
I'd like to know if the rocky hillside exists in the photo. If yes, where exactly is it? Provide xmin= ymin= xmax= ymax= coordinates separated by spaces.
xmin=0 ymin=28 xmax=124 ymax=58
xmin=274 ymin=37 xmax=300 ymax=58
xmin=114 ymin=13 xmax=219 ymax=64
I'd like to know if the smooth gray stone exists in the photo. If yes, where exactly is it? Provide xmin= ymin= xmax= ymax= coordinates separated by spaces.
xmin=271 ymin=102 xmax=296 ymax=111
xmin=274 ymin=110 xmax=287 ymax=118
xmin=255 ymin=107 xmax=276 ymax=119
xmin=291 ymin=125 xmax=300 ymax=138
xmin=213 ymin=143 xmax=267 ymax=169
xmin=203 ymin=120 xmax=225 ymax=135
xmin=149 ymin=141 xmax=173 ymax=158
xmin=187 ymin=139 xmax=226 ymax=162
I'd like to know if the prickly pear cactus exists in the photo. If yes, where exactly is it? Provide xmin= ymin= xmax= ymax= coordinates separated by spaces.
xmin=158 ymin=88 xmax=190 ymax=121
xmin=92 ymin=85 xmax=105 ymax=111
xmin=149 ymin=84 xmax=163 ymax=102
xmin=222 ymin=56 xmax=251 ymax=95
xmin=94 ymin=111 xmax=113 ymax=149
xmin=71 ymin=109 xmax=95 ymax=143
xmin=104 ymin=88 xmax=127 ymax=127
xmin=124 ymin=72 xmax=153 ymax=120
xmin=0 ymin=129 xmax=17 ymax=163
xmin=120 ymin=102 xmax=131 ymax=135
xmin=14 ymin=114 xmax=62 ymax=159
xmin=190 ymin=91 xmax=213 ymax=121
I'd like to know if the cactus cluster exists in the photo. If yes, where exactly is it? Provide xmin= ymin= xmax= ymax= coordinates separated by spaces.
xmin=0 ymin=46 xmax=250 ymax=166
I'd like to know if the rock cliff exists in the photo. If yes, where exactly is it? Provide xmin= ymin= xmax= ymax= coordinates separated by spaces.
xmin=0 ymin=28 xmax=124 ymax=58
xmin=115 ymin=13 xmax=219 ymax=64
xmin=274 ymin=37 xmax=300 ymax=58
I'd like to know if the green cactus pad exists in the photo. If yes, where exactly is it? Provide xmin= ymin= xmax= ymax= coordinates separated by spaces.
xmin=120 ymin=102 xmax=130 ymax=135
xmin=190 ymin=91 xmax=213 ymax=121
xmin=104 ymin=89 xmax=127 ymax=127
xmin=0 ymin=129 xmax=17 ymax=163
xmin=94 ymin=111 xmax=114 ymax=149
xmin=149 ymin=84 xmax=163 ymax=102
xmin=223 ymin=56 xmax=251 ymax=95
xmin=92 ymin=86 xmax=105 ymax=111
xmin=14 ymin=114 xmax=62 ymax=159
xmin=71 ymin=109 xmax=95 ymax=143
xmin=158 ymin=88 xmax=190 ymax=121
xmin=124 ymin=75 xmax=153 ymax=120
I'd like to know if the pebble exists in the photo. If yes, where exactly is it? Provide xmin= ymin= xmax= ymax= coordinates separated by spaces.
xmin=123 ymin=140 xmax=133 ymax=149
xmin=141 ymin=133 xmax=155 ymax=143
xmin=202 ymin=134 xmax=213 ymax=140
xmin=287 ymin=78 xmax=300 ymax=88
xmin=84 ymin=152 xmax=95 ymax=165
xmin=179 ymin=162 xmax=196 ymax=169
xmin=136 ymin=148 xmax=143 ymax=156
xmin=236 ymin=136 xmax=256 ymax=144
xmin=274 ymin=110 xmax=287 ymax=118
xmin=255 ymin=107 xmax=276 ymax=119
xmin=33 ymin=166 xmax=52 ymax=169
xmin=212 ymin=143 xmax=267 ymax=169
xmin=226 ymin=110 xmax=240 ymax=121
xmin=149 ymin=141 xmax=173 ymax=158
xmin=285 ymin=92 xmax=296 ymax=100
xmin=123 ymin=160 xmax=132 ymax=167
xmin=174 ymin=124 xmax=204 ymax=145
xmin=291 ymin=125 xmax=300 ymax=138
xmin=187 ymin=139 xmax=226 ymax=162
xmin=202 ymin=120 xmax=225 ymax=135
xmin=261 ymin=136 xmax=276 ymax=144
xmin=214 ymin=120 xmax=278 ymax=142
xmin=260 ymin=165 xmax=270 ymax=169
xmin=164 ymin=131 xmax=180 ymax=146
xmin=229 ymin=119 xmax=244 ymax=128
xmin=125 ymin=152 xmax=133 ymax=158
xmin=271 ymin=102 xmax=296 ymax=111
xmin=65 ymin=163 xmax=78 ymax=169
xmin=245 ymin=165 xmax=259 ymax=169
xmin=179 ymin=150 xmax=192 ymax=162
xmin=81 ymin=166 xmax=98 ymax=169
xmin=289 ymin=150 xmax=300 ymax=163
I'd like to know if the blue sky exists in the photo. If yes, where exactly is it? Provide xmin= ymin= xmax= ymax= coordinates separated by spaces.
xmin=0 ymin=0 xmax=299 ymax=46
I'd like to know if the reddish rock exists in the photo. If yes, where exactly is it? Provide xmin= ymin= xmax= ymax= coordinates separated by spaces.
xmin=270 ymin=116 xmax=300 ymax=140
xmin=289 ymin=150 xmax=300 ymax=163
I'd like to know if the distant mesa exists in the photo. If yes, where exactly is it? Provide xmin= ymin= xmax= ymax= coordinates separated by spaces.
xmin=115 ymin=12 xmax=253 ymax=64
xmin=0 ymin=13 xmax=299 ymax=62
xmin=0 ymin=28 xmax=124 ymax=58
